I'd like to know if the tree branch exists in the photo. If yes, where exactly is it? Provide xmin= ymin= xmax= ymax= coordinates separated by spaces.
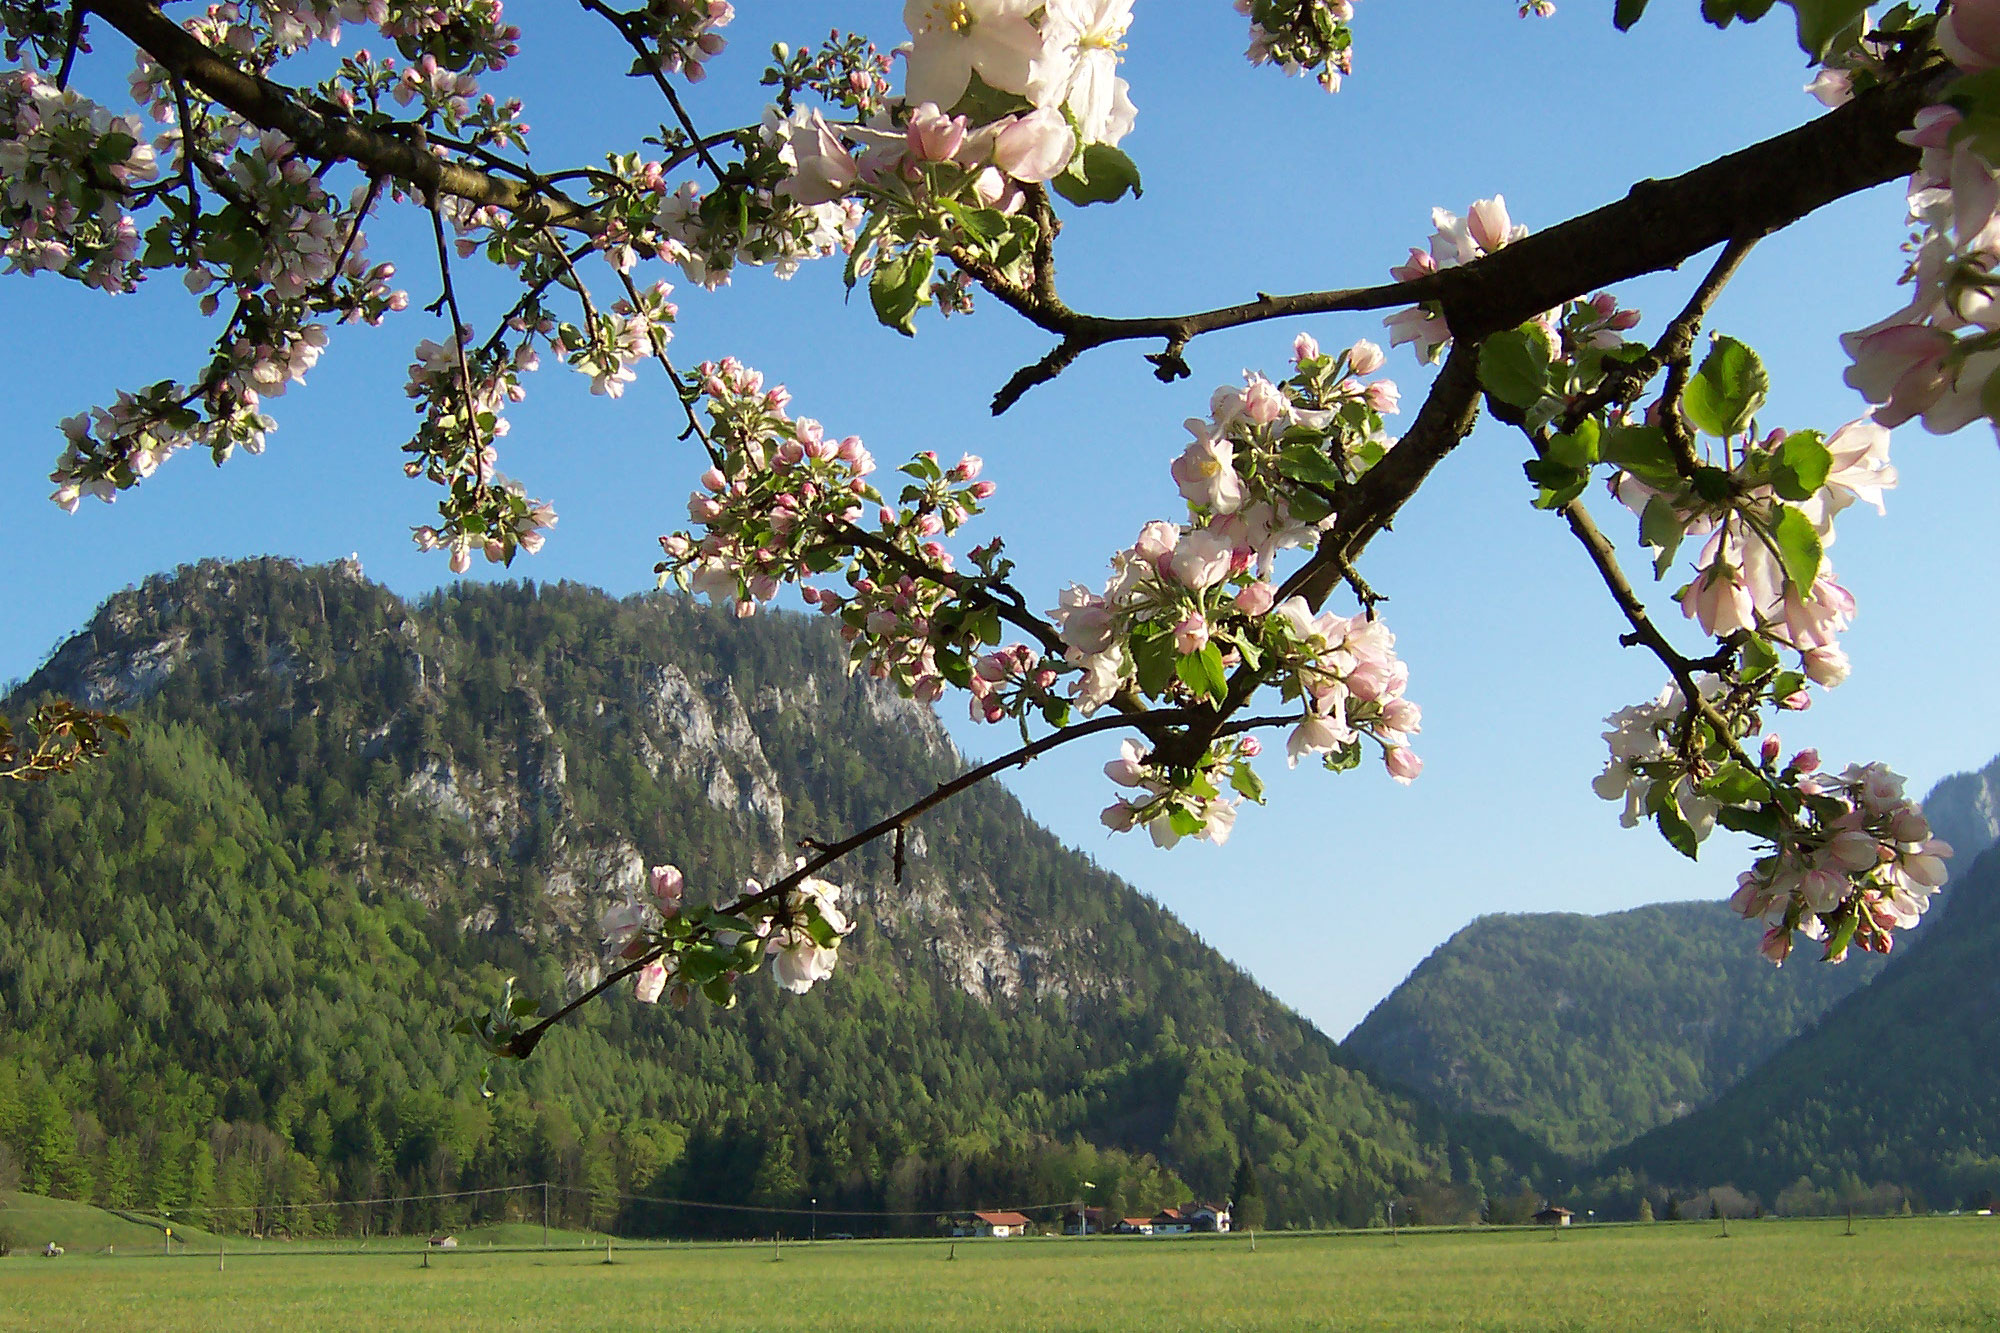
xmin=89 ymin=0 xmax=599 ymax=231
xmin=987 ymin=73 xmax=1931 ymax=411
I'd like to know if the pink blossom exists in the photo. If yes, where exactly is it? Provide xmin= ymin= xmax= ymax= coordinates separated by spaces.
xmin=991 ymin=107 xmax=1075 ymax=182
xmin=1241 ymin=375 xmax=1287 ymax=426
xmin=1942 ymin=0 xmax=2000 ymax=73
xmin=1234 ymin=581 xmax=1276 ymax=617
xmin=905 ymin=102 xmax=969 ymax=162
xmin=1346 ymin=339 xmax=1385 ymax=375
xmin=1293 ymin=332 xmax=1322 ymax=363
xmin=1384 ymin=746 xmax=1423 ymax=784
xmin=1173 ymin=613 xmax=1211 ymax=656
xmin=1172 ymin=433 xmax=1246 ymax=514
xmin=1168 ymin=527 xmax=1234 ymax=589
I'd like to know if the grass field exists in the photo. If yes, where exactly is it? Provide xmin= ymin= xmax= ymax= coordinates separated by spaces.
xmin=5 ymin=1214 xmax=2000 ymax=1331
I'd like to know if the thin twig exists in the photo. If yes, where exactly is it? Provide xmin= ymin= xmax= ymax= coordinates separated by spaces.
xmin=428 ymin=197 xmax=487 ymax=504
xmin=576 ymin=0 xmax=729 ymax=182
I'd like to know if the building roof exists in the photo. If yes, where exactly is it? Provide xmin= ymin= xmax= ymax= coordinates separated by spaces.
xmin=973 ymin=1211 xmax=1032 ymax=1227
xmin=1121 ymin=1217 xmax=1154 ymax=1226
xmin=1534 ymin=1206 xmax=1573 ymax=1217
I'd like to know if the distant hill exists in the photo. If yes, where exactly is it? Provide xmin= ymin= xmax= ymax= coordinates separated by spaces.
xmin=0 ymin=558 xmax=1548 ymax=1237
xmin=1610 ymin=840 xmax=2000 ymax=1205
xmin=1342 ymin=902 xmax=1883 ymax=1158
xmin=1344 ymin=755 xmax=2000 ymax=1161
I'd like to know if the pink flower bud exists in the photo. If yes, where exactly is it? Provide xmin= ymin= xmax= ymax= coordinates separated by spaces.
xmin=1346 ymin=339 xmax=1385 ymax=375
xmin=1239 ymin=737 xmax=1262 ymax=758
xmin=951 ymin=453 xmax=982 ymax=481
xmin=1793 ymin=748 xmax=1821 ymax=773
xmin=970 ymin=480 xmax=997 ymax=500
xmin=1384 ymin=747 xmax=1423 ymax=784
xmin=1761 ymin=735 xmax=1782 ymax=766
xmin=1173 ymin=614 xmax=1211 ymax=656
xmin=700 ymin=467 xmax=727 ymax=492
xmin=1235 ymin=582 xmax=1277 ymax=617
xmin=1293 ymin=332 xmax=1321 ymax=364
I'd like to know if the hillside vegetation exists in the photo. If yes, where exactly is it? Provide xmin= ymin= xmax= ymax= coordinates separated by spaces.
xmin=0 ymin=559 xmax=1545 ymax=1237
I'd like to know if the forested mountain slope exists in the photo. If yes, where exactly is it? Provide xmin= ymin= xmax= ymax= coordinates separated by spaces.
xmin=1609 ymin=842 xmax=2000 ymax=1206
xmin=0 ymin=558 xmax=1546 ymax=1235
xmin=1343 ymin=902 xmax=1884 ymax=1159
xmin=1344 ymin=752 xmax=2000 ymax=1162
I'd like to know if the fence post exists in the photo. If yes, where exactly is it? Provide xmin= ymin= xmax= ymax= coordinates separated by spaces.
xmin=542 ymin=1182 xmax=549 ymax=1250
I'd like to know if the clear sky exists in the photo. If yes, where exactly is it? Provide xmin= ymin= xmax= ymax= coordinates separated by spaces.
xmin=2 ymin=1 xmax=1995 ymax=1037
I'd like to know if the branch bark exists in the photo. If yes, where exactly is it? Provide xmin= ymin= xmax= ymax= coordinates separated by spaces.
xmin=989 ymin=73 xmax=1931 ymax=411
xmin=89 ymin=0 xmax=599 ymax=231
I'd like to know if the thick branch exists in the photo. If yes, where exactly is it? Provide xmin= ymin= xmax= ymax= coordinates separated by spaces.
xmin=89 ymin=0 xmax=598 ymax=231
xmin=990 ymin=73 xmax=1930 ymax=411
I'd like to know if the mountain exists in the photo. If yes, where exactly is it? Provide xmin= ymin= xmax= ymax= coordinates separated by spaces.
xmin=0 ymin=557 xmax=1548 ymax=1236
xmin=1608 ymin=836 xmax=2000 ymax=1208
xmin=1342 ymin=902 xmax=1884 ymax=1159
xmin=1344 ymin=755 xmax=2000 ymax=1162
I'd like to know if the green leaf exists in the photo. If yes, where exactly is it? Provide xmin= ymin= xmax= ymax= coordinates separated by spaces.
xmin=1168 ymin=805 xmax=1203 ymax=837
xmin=843 ymin=210 xmax=889 ymax=290
xmin=1682 ymin=335 xmax=1768 ymax=437
xmin=1599 ymin=424 xmax=1681 ymax=489
xmin=1198 ymin=642 xmax=1229 ymax=698
xmin=1821 ymin=908 xmax=1859 ymax=963
xmin=1738 ymin=633 xmax=1781 ymax=682
xmin=1700 ymin=762 xmax=1768 ymax=805
xmin=1786 ymin=0 xmax=1869 ymax=59
xmin=1477 ymin=326 xmax=1552 ymax=409
xmin=1322 ymin=741 xmax=1362 ymax=774
xmin=1051 ymin=145 xmax=1142 ymax=207
xmin=1770 ymin=430 xmax=1831 ymax=502
xmin=1654 ymin=799 xmax=1701 ymax=861
xmin=1275 ymin=444 xmax=1346 ymax=489
xmin=1639 ymin=496 xmax=1685 ymax=571
xmin=1230 ymin=763 xmax=1266 ymax=803
xmin=1700 ymin=0 xmax=1778 ymax=24
xmin=1175 ymin=652 xmax=1211 ymax=699
xmin=1717 ymin=804 xmax=1785 ymax=840
xmin=1133 ymin=634 xmax=1176 ymax=699
xmin=1614 ymin=0 xmax=1651 ymax=29
xmin=941 ymin=201 xmax=1009 ymax=245
xmin=868 ymin=247 xmax=934 ymax=336
xmin=1770 ymin=504 xmax=1823 ymax=592
xmin=1544 ymin=419 xmax=1600 ymax=470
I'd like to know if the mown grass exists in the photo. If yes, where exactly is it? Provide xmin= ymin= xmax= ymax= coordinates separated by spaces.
xmin=5 ymin=1215 xmax=1999 ymax=1331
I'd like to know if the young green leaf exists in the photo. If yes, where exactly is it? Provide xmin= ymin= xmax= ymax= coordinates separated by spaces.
xmin=1770 ymin=504 xmax=1824 ymax=591
xmin=1477 ymin=326 xmax=1552 ymax=409
xmin=1052 ymin=144 xmax=1143 ymax=206
xmin=1682 ymin=335 xmax=1769 ymax=437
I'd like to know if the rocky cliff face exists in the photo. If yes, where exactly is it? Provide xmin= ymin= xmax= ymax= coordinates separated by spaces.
xmin=23 ymin=558 xmax=1087 ymax=1009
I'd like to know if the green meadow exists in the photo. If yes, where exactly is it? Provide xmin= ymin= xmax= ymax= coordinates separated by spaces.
xmin=5 ymin=1212 xmax=2000 ymax=1332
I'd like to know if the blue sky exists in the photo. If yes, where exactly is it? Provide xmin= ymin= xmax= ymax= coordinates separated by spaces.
xmin=3 ymin=1 xmax=1995 ymax=1036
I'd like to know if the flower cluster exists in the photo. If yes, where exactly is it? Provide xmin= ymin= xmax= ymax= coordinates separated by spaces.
xmin=597 ymin=861 xmax=854 ymax=1010
xmin=1386 ymin=196 xmax=1530 ymax=362
xmin=903 ymin=0 xmax=1136 ymax=149
xmin=1048 ymin=338 xmax=1419 ymax=845
xmin=1100 ymin=736 xmax=1257 ymax=847
xmin=0 ymin=71 xmax=156 ymax=291
xmin=657 ymin=359 xmax=1017 ymax=703
xmin=1236 ymin=0 xmax=1356 ymax=93
xmin=1728 ymin=761 xmax=1951 ymax=966
xmin=627 ymin=0 xmax=734 ymax=84
xmin=401 ymin=327 xmax=555 ymax=568
xmin=764 ymin=30 xmax=897 ymax=118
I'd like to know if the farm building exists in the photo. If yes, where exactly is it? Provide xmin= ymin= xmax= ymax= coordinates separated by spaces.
xmin=1533 ymin=1207 xmax=1573 ymax=1227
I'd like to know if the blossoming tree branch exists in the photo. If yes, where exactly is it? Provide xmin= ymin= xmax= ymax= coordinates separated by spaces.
xmin=3 ymin=0 xmax=1987 ymax=1051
